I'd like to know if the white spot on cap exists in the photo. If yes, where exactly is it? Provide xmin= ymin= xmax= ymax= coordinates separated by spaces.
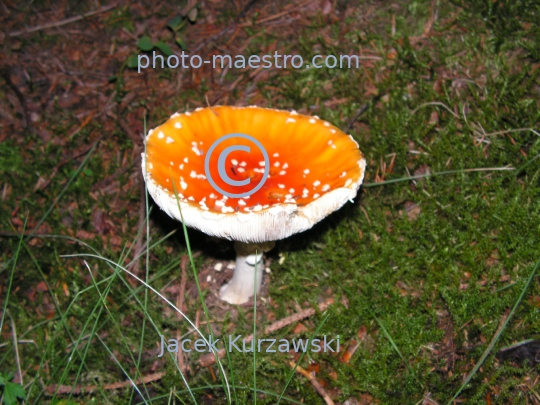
xmin=313 ymin=180 xmax=321 ymax=187
xmin=166 ymin=137 xmax=174 ymax=144
xmin=195 ymin=107 xmax=202 ymax=112
xmin=231 ymin=159 xmax=238 ymax=165
xmin=253 ymin=205 xmax=263 ymax=212
xmin=304 ymin=169 xmax=310 ymax=174
xmin=184 ymin=157 xmax=188 ymax=163
xmin=322 ymin=184 xmax=330 ymax=192
xmin=238 ymin=199 xmax=246 ymax=206
xmin=309 ymin=118 xmax=316 ymax=124
xmin=313 ymin=193 xmax=320 ymax=198
xmin=290 ymin=110 xmax=298 ymax=115
xmin=185 ymin=112 xmax=191 ymax=116
xmin=302 ymin=188 xmax=309 ymax=198
xmin=289 ymin=188 xmax=295 ymax=193
xmin=328 ymin=140 xmax=333 ymax=145
xmin=148 ymin=129 xmax=154 ymax=135
xmin=259 ymin=161 xmax=265 ymax=166
xmin=286 ymin=118 xmax=296 ymax=123
xmin=282 ymin=163 xmax=289 ymax=169
xmin=222 ymin=206 xmax=234 ymax=213
xmin=215 ymin=200 xmax=225 ymax=207
xmin=192 ymin=144 xmax=203 ymax=155
xmin=180 ymin=164 xmax=184 ymax=170
xmin=237 ymin=167 xmax=245 ymax=173
xmin=174 ymin=122 xmax=182 ymax=129
xmin=209 ymin=193 xmax=217 ymax=199
xmin=170 ymin=161 xmax=174 ymax=166
xmin=274 ymin=162 xmax=280 ymax=167
xmin=149 ymin=163 xmax=153 ymax=169
xmin=171 ymin=112 xmax=180 ymax=118
xmin=340 ymin=171 xmax=346 ymax=178
xmin=254 ymin=168 xmax=264 ymax=173
xmin=323 ymin=122 xmax=330 ymax=127
xmin=158 ymin=131 xmax=165 ymax=139
xmin=180 ymin=180 xmax=188 ymax=190
xmin=240 ymin=161 xmax=247 ymax=167
xmin=188 ymin=196 xmax=195 ymax=201
xmin=331 ymin=144 xmax=336 ymax=149
xmin=279 ymin=170 xmax=286 ymax=175
xmin=285 ymin=194 xmax=293 ymax=199
xmin=273 ymin=153 xmax=279 ymax=157
xmin=278 ymin=184 xmax=285 ymax=189
xmin=190 ymin=171 xmax=196 ymax=178
xmin=345 ymin=178 xmax=353 ymax=187
xmin=330 ymin=129 xmax=336 ymax=134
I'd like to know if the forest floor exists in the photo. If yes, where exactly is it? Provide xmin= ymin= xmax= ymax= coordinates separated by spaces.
xmin=1 ymin=0 xmax=540 ymax=404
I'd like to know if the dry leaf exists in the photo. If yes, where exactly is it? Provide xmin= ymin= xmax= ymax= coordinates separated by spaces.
xmin=293 ymin=322 xmax=309 ymax=334
xmin=404 ymin=201 xmax=421 ymax=220
xmin=320 ymin=0 xmax=332 ymax=15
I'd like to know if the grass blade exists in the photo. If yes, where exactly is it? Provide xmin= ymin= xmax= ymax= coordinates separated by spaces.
xmin=446 ymin=255 xmax=540 ymax=404
xmin=253 ymin=250 xmax=258 ymax=405
xmin=170 ymin=178 xmax=232 ymax=403
xmin=0 ymin=217 xmax=26 ymax=335
xmin=276 ymin=313 xmax=330 ymax=404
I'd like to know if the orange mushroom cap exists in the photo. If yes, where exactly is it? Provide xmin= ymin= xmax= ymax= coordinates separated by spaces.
xmin=142 ymin=106 xmax=366 ymax=243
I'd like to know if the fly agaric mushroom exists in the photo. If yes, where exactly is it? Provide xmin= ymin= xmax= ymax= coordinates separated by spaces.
xmin=142 ymin=106 xmax=365 ymax=305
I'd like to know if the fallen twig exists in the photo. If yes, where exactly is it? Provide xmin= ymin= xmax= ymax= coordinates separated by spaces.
xmin=0 ymin=67 xmax=32 ymax=131
xmin=198 ymin=298 xmax=333 ymax=367
xmin=8 ymin=2 xmax=119 ymax=37
xmin=239 ymin=0 xmax=315 ymax=27
xmin=344 ymin=93 xmax=384 ymax=133
xmin=289 ymin=361 xmax=334 ymax=405
xmin=45 ymin=372 xmax=165 ymax=396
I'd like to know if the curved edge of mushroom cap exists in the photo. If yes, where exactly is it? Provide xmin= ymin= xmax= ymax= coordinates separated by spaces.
xmin=141 ymin=154 xmax=366 ymax=243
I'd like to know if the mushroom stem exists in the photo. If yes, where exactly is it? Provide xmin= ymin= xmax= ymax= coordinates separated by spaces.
xmin=220 ymin=241 xmax=275 ymax=305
